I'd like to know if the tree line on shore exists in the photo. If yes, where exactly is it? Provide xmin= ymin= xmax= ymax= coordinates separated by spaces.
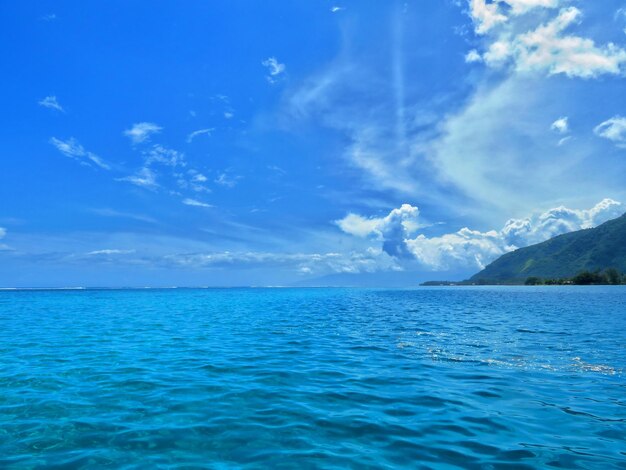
xmin=525 ymin=268 xmax=626 ymax=286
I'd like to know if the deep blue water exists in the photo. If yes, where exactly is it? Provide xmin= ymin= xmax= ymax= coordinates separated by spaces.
xmin=0 ymin=287 xmax=625 ymax=469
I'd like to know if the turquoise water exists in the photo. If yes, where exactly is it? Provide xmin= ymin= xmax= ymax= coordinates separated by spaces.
xmin=0 ymin=287 xmax=625 ymax=469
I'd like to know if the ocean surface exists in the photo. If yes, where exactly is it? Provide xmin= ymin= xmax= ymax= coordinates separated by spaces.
xmin=0 ymin=287 xmax=625 ymax=469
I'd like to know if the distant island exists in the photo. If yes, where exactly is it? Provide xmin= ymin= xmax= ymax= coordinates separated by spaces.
xmin=422 ymin=212 xmax=626 ymax=286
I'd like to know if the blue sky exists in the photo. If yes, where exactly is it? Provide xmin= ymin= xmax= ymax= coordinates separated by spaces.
xmin=2 ymin=0 xmax=626 ymax=287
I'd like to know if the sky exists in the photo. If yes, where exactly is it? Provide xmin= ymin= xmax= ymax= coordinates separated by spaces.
xmin=1 ymin=0 xmax=626 ymax=287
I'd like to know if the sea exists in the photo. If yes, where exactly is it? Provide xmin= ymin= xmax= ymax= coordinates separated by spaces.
xmin=0 ymin=287 xmax=624 ymax=469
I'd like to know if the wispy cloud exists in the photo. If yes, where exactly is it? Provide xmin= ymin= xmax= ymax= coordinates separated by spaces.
xmin=330 ymin=6 xmax=345 ymax=13
xmin=49 ymin=137 xmax=110 ymax=170
xmin=144 ymin=145 xmax=185 ymax=167
xmin=262 ymin=57 xmax=286 ymax=84
xmin=267 ymin=165 xmax=287 ymax=176
xmin=40 ymin=13 xmax=57 ymax=22
xmin=91 ymin=208 xmax=157 ymax=224
xmin=87 ymin=249 xmax=135 ymax=256
xmin=186 ymin=128 xmax=214 ymax=143
xmin=182 ymin=198 xmax=213 ymax=208
xmin=594 ymin=116 xmax=626 ymax=147
xmin=38 ymin=96 xmax=64 ymax=112
xmin=123 ymin=122 xmax=162 ymax=144
xmin=214 ymin=172 xmax=241 ymax=188
xmin=0 ymin=227 xmax=9 ymax=251
xmin=117 ymin=167 xmax=158 ymax=189
xmin=162 ymin=249 xmax=398 ymax=275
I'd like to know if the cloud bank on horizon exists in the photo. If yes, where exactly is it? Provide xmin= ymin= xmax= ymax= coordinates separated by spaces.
xmin=337 ymin=198 xmax=624 ymax=271
xmin=1 ymin=0 xmax=626 ymax=286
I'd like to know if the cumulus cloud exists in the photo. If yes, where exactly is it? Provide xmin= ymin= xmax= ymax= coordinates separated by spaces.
xmin=469 ymin=0 xmax=560 ymax=34
xmin=505 ymin=0 xmax=560 ymax=15
xmin=38 ymin=96 xmax=64 ymax=112
xmin=124 ymin=122 xmax=162 ymax=144
xmin=465 ymin=49 xmax=483 ymax=63
xmin=186 ymin=128 xmax=214 ymax=143
xmin=262 ymin=57 xmax=286 ymax=83
xmin=117 ymin=167 xmax=157 ymax=188
xmin=49 ymin=137 xmax=110 ymax=170
xmin=551 ymin=116 xmax=569 ymax=133
xmin=480 ymin=7 xmax=626 ymax=78
xmin=594 ymin=116 xmax=626 ymax=147
xmin=182 ymin=198 xmax=213 ymax=208
xmin=339 ymin=199 xmax=624 ymax=270
xmin=336 ymin=204 xmax=421 ymax=258
xmin=470 ymin=0 xmax=508 ymax=34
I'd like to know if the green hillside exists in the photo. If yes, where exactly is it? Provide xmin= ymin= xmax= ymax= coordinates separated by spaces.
xmin=470 ymin=212 xmax=626 ymax=283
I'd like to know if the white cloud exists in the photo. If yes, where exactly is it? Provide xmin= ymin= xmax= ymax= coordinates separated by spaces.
xmin=429 ymin=74 xmax=622 ymax=215
xmin=87 ymin=249 xmax=135 ymax=256
xmin=551 ymin=116 xmax=569 ymax=133
xmin=285 ymin=1 xmax=626 ymax=221
xmin=558 ymin=135 xmax=572 ymax=146
xmin=117 ymin=167 xmax=158 ymax=188
xmin=287 ymin=62 xmax=423 ymax=194
xmin=91 ymin=208 xmax=157 ymax=224
xmin=144 ymin=145 xmax=185 ymax=167
xmin=336 ymin=214 xmax=381 ymax=238
xmin=337 ymin=204 xmax=423 ymax=259
xmin=124 ymin=122 xmax=162 ymax=144
xmin=337 ymin=204 xmax=420 ymax=237
xmin=330 ymin=6 xmax=345 ymax=13
xmin=594 ymin=116 xmax=626 ymax=147
xmin=215 ymin=172 xmax=241 ymax=188
xmin=49 ymin=137 xmax=110 ymax=170
xmin=186 ymin=128 xmax=214 ymax=143
xmin=163 ymin=248 xmax=399 ymax=275
xmin=470 ymin=0 xmax=508 ymax=34
xmin=469 ymin=0 xmax=561 ymax=34
xmin=0 ymin=227 xmax=8 ymax=251
xmin=224 ymin=112 xmax=234 ymax=119
xmin=505 ymin=0 xmax=560 ymax=15
xmin=465 ymin=49 xmax=483 ymax=63
xmin=340 ymin=199 xmax=624 ymax=270
xmin=481 ymin=7 xmax=626 ymax=78
xmin=190 ymin=172 xmax=207 ymax=183
xmin=182 ymin=198 xmax=213 ymax=208
xmin=38 ymin=96 xmax=64 ymax=112
xmin=262 ymin=57 xmax=286 ymax=83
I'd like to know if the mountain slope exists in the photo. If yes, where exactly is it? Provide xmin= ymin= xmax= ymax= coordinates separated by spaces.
xmin=470 ymin=212 xmax=626 ymax=282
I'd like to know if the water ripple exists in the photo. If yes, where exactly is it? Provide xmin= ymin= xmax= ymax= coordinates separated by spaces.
xmin=0 ymin=287 xmax=625 ymax=468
